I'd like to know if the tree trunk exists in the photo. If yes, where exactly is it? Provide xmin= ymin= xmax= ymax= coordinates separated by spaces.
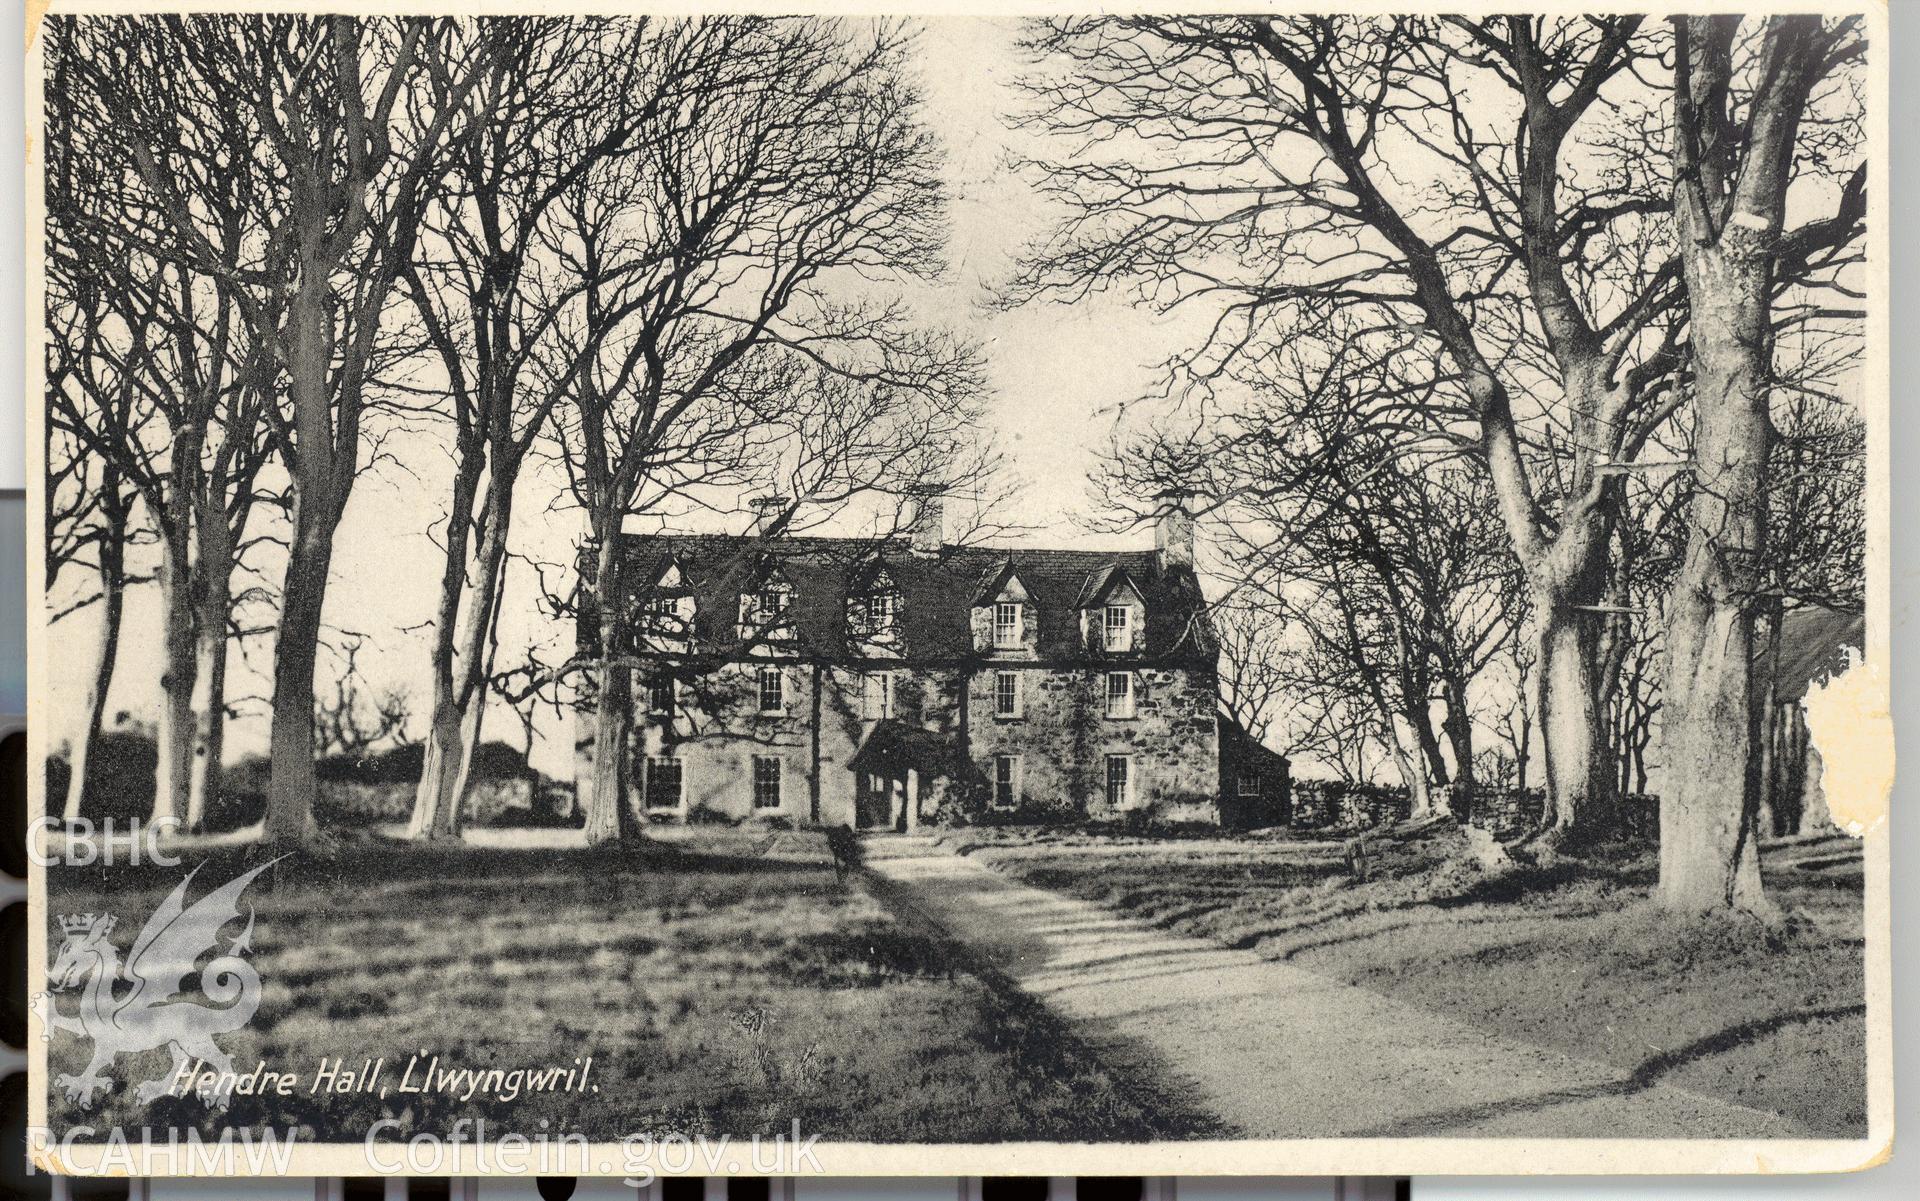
xmin=63 ymin=524 xmax=125 ymax=825
xmin=413 ymin=483 xmax=515 ymax=839
xmin=1658 ymin=13 xmax=1840 ymax=911
xmin=265 ymin=498 xmax=337 ymax=846
xmin=1385 ymin=720 xmax=1434 ymax=818
xmin=265 ymin=234 xmax=346 ymax=849
xmin=584 ymin=659 xmax=633 ymax=845
xmin=185 ymin=510 xmax=236 ymax=833
xmin=1658 ymin=250 xmax=1771 ymax=914
xmin=408 ymin=453 xmax=483 ymax=841
xmin=152 ymin=521 xmax=197 ymax=829
xmin=1440 ymin=676 xmax=1475 ymax=821
xmin=1533 ymin=583 xmax=1615 ymax=841
xmin=582 ymin=537 xmax=635 ymax=846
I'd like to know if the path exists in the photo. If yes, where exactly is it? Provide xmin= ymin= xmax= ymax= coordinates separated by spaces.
xmin=862 ymin=834 xmax=1808 ymax=1139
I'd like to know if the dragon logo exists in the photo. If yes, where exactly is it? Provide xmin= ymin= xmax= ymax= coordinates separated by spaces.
xmin=35 ymin=859 xmax=281 ymax=1110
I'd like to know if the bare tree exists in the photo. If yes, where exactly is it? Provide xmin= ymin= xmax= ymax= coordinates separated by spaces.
xmin=536 ymin=18 xmax=987 ymax=847
xmin=1097 ymin=334 xmax=1513 ymax=817
xmin=42 ymin=283 xmax=146 ymax=823
xmin=1212 ymin=597 xmax=1290 ymax=744
xmin=55 ymin=16 xmax=488 ymax=846
xmin=400 ymin=19 xmax=677 ymax=840
xmin=45 ymin=22 xmax=285 ymax=832
xmin=1662 ymin=14 xmax=1865 ymax=912
xmin=313 ymin=638 xmax=413 ymax=759
xmin=1005 ymin=17 xmax=1694 ymax=838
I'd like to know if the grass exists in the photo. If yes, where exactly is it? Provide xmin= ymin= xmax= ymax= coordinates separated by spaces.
xmin=941 ymin=821 xmax=1868 ymax=1137
xmin=42 ymin=830 xmax=1209 ymax=1144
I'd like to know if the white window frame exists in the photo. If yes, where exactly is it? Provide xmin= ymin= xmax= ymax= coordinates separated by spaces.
xmin=1105 ymin=754 xmax=1134 ymax=809
xmin=744 ymin=583 xmax=792 ymax=638
xmin=993 ymin=670 xmax=1023 ymax=718
xmin=865 ymin=670 xmax=895 ymax=720
xmin=647 ymin=673 xmax=677 ymax=716
xmin=1104 ymin=603 xmax=1132 ymax=651
xmin=752 ymin=755 xmax=783 ymax=810
xmin=1105 ymin=671 xmax=1136 ymax=719
xmin=994 ymin=601 xmax=1022 ymax=649
xmin=757 ymin=664 xmax=787 ymax=714
xmin=992 ymin=754 xmax=1022 ymax=809
xmin=644 ymin=757 xmax=685 ymax=811
xmin=1237 ymin=769 xmax=1262 ymax=798
xmin=866 ymin=592 xmax=897 ymax=631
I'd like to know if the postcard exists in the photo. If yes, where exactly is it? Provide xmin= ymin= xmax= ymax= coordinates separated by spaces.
xmin=24 ymin=0 xmax=1892 ymax=1179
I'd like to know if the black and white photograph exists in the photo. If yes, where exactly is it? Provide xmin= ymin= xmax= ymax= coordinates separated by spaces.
xmin=24 ymin=0 xmax=1890 ymax=1178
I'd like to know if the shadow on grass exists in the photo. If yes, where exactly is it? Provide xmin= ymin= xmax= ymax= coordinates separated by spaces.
xmin=1342 ymin=1003 xmax=1868 ymax=1138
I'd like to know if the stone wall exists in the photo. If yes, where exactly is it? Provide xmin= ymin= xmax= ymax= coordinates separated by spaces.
xmin=1288 ymin=780 xmax=1413 ymax=831
xmin=960 ymin=664 xmax=1218 ymax=823
xmin=1469 ymin=788 xmax=1546 ymax=839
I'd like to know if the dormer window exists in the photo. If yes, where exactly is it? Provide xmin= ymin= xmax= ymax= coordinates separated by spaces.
xmin=994 ymin=602 xmax=1022 ymax=649
xmin=757 ymin=584 xmax=792 ymax=619
xmin=1104 ymin=604 xmax=1132 ymax=651
xmin=852 ymin=589 xmax=900 ymax=638
xmin=634 ymin=560 xmax=695 ymax=651
xmin=739 ymin=568 xmax=795 ymax=644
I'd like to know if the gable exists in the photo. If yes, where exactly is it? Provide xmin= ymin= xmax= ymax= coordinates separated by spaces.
xmin=653 ymin=557 xmax=689 ymax=591
xmin=971 ymin=556 xmax=1032 ymax=607
xmin=849 ymin=559 xmax=898 ymax=595
xmin=1091 ymin=577 xmax=1145 ymax=611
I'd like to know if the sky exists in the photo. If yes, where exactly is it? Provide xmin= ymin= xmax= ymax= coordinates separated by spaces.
xmin=44 ymin=17 xmax=1211 ymax=779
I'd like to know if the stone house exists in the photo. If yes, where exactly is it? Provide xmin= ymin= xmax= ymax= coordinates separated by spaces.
xmin=573 ymin=496 xmax=1274 ymax=829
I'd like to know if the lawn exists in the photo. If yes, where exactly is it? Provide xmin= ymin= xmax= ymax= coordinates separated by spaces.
xmin=939 ymin=820 xmax=1868 ymax=1137
xmin=41 ymin=829 xmax=1212 ymax=1144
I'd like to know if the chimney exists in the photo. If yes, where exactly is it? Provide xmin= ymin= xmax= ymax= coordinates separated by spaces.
xmin=748 ymin=494 xmax=787 ymax=536
xmin=907 ymin=486 xmax=944 ymax=556
xmin=1155 ymin=490 xmax=1196 ymax=571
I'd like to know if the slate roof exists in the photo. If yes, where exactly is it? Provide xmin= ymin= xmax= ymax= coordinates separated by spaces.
xmin=596 ymin=533 xmax=1213 ymax=663
xmin=847 ymin=718 xmax=967 ymax=779
xmin=1771 ymin=607 xmax=1864 ymax=703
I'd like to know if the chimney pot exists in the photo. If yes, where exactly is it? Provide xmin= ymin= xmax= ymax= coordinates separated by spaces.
xmin=748 ymin=494 xmax=788 ymax=536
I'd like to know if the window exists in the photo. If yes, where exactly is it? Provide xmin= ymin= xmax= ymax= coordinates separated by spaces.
xmin=752 ymin=756 xmax=783 ymax=809
xmin=1104 ymin=604 xmax=1132 ymax=651
xmin=993 ymin=754 xmax=1021 ymax=809
xmin=647 ymin=673 xmax=677 ymax=715
xmin=994 ymin=602 xmax=1022 ymax=649
xmin=865 ymin=671 xmax=895 ymax=720
xmin=645 ymin=758 xmax=684 ymax=810
xmin=993 ymin=670 xmax=1022 ymax=718
xmin=1105 ymin=755 xmax=1133 ymax=809
xmin=1237 ymin=769 xmax=1262 ymax=798
xmin=864 ymin=592 xmax=897 ymax=632
xmin=1105 ymin=671 xmax=1135 ymax=719
xmin=757 ymin=664 xmax=786 ymax=714
xmin=759 ymin=584 xmax=792 ymax=616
